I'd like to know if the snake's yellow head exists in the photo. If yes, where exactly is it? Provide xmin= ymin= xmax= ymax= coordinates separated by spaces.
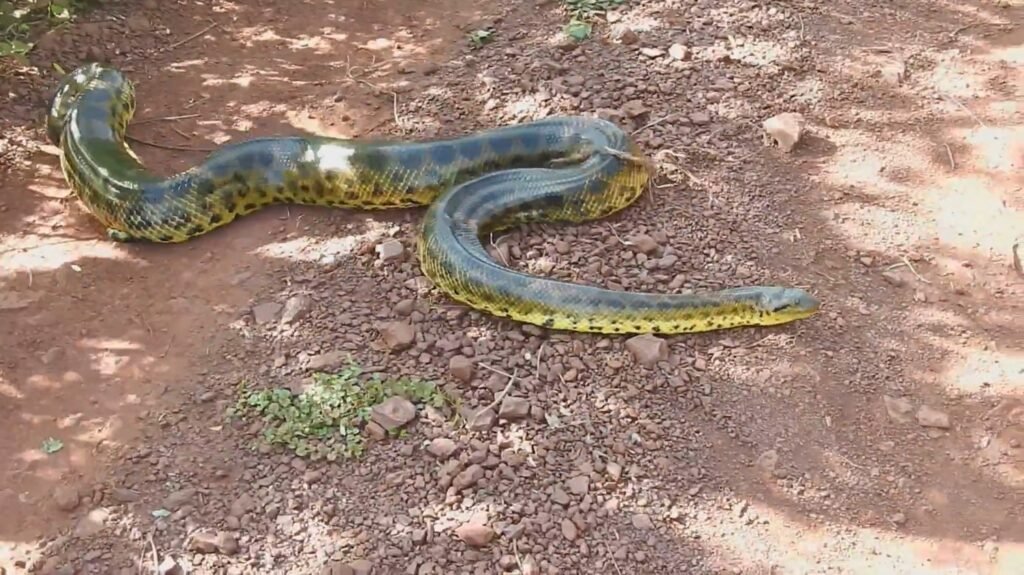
xmin=721 ymin=286 xmax=821 ymax=326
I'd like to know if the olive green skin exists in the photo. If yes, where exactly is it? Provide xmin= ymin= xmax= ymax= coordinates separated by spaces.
xmin=46 ymin=63 xmax=820 ymax=334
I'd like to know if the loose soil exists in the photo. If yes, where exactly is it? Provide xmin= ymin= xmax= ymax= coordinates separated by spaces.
xmin=2 ymin=0 xmax=1023 ymax=573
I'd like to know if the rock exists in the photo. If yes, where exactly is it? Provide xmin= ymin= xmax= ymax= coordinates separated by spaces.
xmin=280 ymin=295 xmax=312 ymax=324
xmin=74 ymin=508 xmax=110 ymax=538
xmin=52 ymin=485 xmax=80 ymax=512
xmin=230 ymin=494 xmax=255 ymax=517
xmin=881 ymin=270 xmax=906 ymax=287
xmin=467 ymin=408 xmax=497 ymax=431
xmin=157 ymin=556 xmax=185 ymax=575
xmin=762 ymin=112 xmax=806 ymax=153
xmin=455 ymin=522 xmax=495 ymax=547
xmin=616 ymin=28 xmax=638 ymax=45
xmin=449 ymin=355 xmax=474 ymax=383
xmin=689 ymin=111 xmax=711 ymax=125
xmin=755 ymin=449 xmax=779 ymax=473
xmin=393 ymin=299 xmax=415 ymax=316
xmin=668 ymin=43 xmax=689 ymax=60
xmin=163 ymin=488 xmax=196 ymax=510
xmin=560 ymin=518 xmax=578 ymax=541
xmin=319 ymin=562 xmax=355 ymax=575
xmin=348 ymin=559 xmax=373 ymax=575
xmin=640 ymin=47 xmax=664 ymax=58
xmin=625 ymin=334 xmax=669 ymax=368
xmin=453 ymin=464 xmax=485 ymax=491
xmin=879 ymin=59 xmax=906 ymax=87
xmin=551 ymin=487 xmax=570 ymax=506
xmin=620 ymin=99 xmax=647 ymax=118
xmin=110 ymin=487 xmax=141 ymax=503
xmin=252 ymin=302 xmax=283 ymax=324
xmin=566 ymin=475 xmax=589 ymax=495
xmin=375 ymin=239 xmax=405 ymax=262
xmin=917 ymin=405 xmax=951 ymax=429
xmin=628 ymin=233 xmax=660 ymax=254
xmin=498 ymin=396 xmax=530 ymax=420
xmin=370 ymin=396 xmax=417 ymax=431
xmin=631 ymin=513 xmax=654 ymax=530
xmin=606 ymin=461 xmax=623 ymax=481
xmin=188 ymin=530 xmax=238 ymax=554
xmin=379 ymin=321 xmax=416 ymax=351
xmin=427 ymin=437 xmax=458 ymax=459
xmin=883 ymin=395 xmax=915 ymax=424
xmin=308 ymin=350 xmax=348 ymax=371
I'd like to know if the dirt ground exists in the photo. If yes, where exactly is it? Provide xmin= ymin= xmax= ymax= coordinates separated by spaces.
xmin=1 ymin=0 xmax=1023 ymax=573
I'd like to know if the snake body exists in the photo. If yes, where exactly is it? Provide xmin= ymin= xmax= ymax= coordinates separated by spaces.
xmin=46 ymin=63 xmax=820 ymax=335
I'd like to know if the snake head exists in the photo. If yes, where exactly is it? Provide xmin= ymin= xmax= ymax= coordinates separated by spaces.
xmin=759 ymin=287 xmax=821 ymax=323
xmin=46 ymin=62 xmax=130 ymax=145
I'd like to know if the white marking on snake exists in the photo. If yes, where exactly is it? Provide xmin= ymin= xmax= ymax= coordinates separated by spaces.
xmin=315 ymin=144 xmax=355 ymax=174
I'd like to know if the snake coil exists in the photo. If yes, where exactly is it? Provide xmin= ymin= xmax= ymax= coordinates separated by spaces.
xmin=47 ymin=63 xmax=820 ymax=335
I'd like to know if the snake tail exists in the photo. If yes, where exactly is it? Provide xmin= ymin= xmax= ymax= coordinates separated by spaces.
xmin=48 ymin=62 xmax=821 ymax=335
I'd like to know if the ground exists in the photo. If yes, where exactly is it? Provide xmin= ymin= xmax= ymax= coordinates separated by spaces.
xmin=1 ymin=0 xmax=1023 ymax=573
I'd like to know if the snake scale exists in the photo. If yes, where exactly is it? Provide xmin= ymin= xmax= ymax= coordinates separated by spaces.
xmin=46 ymin=63 xmax=820 ymax=335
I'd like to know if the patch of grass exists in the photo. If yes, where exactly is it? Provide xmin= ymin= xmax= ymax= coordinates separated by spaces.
xmin=467 ymin=27 xmax=495 ymax=49
xmin=1 ymin=0 xmax=88 ymax=61
xmin=560 ymin=0 xmax=626 ymax=41
xmin=227 ymin=360 xmax=449 ymax=461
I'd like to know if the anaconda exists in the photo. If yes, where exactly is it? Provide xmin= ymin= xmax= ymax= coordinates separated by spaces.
xmin=46 ymin=63 xmax=820 ymax=335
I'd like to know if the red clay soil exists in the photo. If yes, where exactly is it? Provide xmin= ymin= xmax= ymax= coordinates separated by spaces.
xmin=1 ymin=0 xmax=1022 ymax=573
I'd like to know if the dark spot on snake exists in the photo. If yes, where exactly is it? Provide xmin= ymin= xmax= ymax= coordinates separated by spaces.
xmin=430 ymin=143 xmax=458 ymax=166
xmin=209 ymin=213 xmax=223 ymax=225
xmin=632 ymin=324 xmax=642 ymax=331
xmin=457 ymin=139 xmax=483 ymax=162
xmin=651 ymin=325 xmax=662 ymax=333
xmin=243 ymin=202 xmax=257 ymax=211
xmin=158 ymin=234 xmax=174 ymax=242
xmin=186 ymin=225 xmax=205 ymax=237
xmin=488 ymin=134 xmax=519 ymax=156
xmin=518 ymin=129 xmax=542 ymax=151
xmin=224 ymin=201 xmax=237 ymax=212
xmin=612 ymin=326 xmax=622 ymax=333
xmin=541 ymin=317 xmax=555 ymax=328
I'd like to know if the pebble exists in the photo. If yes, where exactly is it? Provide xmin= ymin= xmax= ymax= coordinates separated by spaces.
xmin=308 ymin=350 xmax=348 ymax=371
xmin=762 ymin=112 xmax=806 ymax=153
xmin=449 ymin=355 xmax=474 ymax=382
xmin=631 ymin=513 xmax=654 ymax=530
xmin=916 ymin=405 xmax=951 ymax=429
xmin=453 ymin=464 xmax=485 ymax=491
xmin=668 ymin=43 xmax=689 ymax=60
xmin=427 ymin=437 xmax=459 ymax=459
xmin=625 ymin=334 xmax=669 ymax=368
xmin=280 ymin=295 xmax=312 ymax=324
xmin=52 ymin=485 xmax=80 ymax=512
xmin=454 ymin=522 xmax=496 ymax=547
xmin=560 ymin=518 xmax=578 ymax=541
xmin=252 ymin=302 xmax=283 ymax=324
xmin=640 ymin=47 xmax=665 ymax=58
xmin=882 ymin=395 xmax=915 ymax=424
xmin=566 ymin=475 xmax=590 ymax=495
xmin=375 ymin=239 xmax=405 ymax=262
xmin=370 ymin=396 xmax=418 ymax=431
xmin=498 ymin=396 xmax=530 ymax=420
xmin=379 ymin=321 xmax=416 ymax=350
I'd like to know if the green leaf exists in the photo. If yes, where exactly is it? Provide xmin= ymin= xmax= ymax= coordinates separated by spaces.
xmin=564 ymin=20 xmax=592 ymax=41
xmin=41 ymin=437 xmax=64 ymax=454
xmin=151 ymin=508 xmax=171 ymax=518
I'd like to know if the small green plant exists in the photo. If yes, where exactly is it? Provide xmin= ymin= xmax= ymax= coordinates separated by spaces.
xmin=467 ymin=27 xmax=495 ymax=49
xmin=560 ymin=0 xmax=626 ymax=41
xmin=1 ymin=0 xmax=80 ymax=61
xmin=227 ymin=361 xmax=449 ymax=461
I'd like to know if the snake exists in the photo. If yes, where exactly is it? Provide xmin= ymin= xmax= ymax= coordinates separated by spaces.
xmin=45 ymin=63 xmax=820 ymax=335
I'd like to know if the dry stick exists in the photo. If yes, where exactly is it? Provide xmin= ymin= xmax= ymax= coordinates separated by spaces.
xmin=133 ymin=113 xmax=200 ymax=125
xmin=476 ymin=366 xmax=518 ymax=415
xmin=631 ymin=113 xmax=676 ymax=136
xmin=164 ymin=21 xmax=219 ymax=52
xmin=147 ymin=533 xmax=159 ymax=575
xmin=604 ymin=542 xmax=625 ymax=575
xmin=943 ymin=93 xmax=988 ymax=129
xmin=944 ymin=143 xmax=955 ymax=169
xmin=127 ymin=134 xmax=215 ymax=153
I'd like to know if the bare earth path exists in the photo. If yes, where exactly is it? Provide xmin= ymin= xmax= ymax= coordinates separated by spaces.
xmin=1 ymin=0 xmax=1022 ymax=573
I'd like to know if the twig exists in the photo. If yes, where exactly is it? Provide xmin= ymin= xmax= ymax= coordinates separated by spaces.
xmin=885 ymin=256 xmax=931 ymax=283
xmin=604 ymin=542 xmax=625 ymax=575
xmin=631 ymin=114 xmax=676 ymax=136
xmin=127 ymin=135 xmax=215 ymax=153
xmin=147 ymin=533 xmax=159 ymax=575
xmin=159 ymin=335 xmax=175 ymax=358
xmin=606 ymin=223 xmax=631 ymax=246
xmin=476 ymin=366 xmax=518 ymax=414
xmin=134 ymin=113 xmax=200 ymax=125
xmin=942 ymin=94 xmax=988 ymax=128
xmin=165 ymin=21 xmax=219 ymax=52
xmin=944 ymin=143 xmax=955 ymax=169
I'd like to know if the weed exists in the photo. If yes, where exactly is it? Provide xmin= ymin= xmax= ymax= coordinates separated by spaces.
xmin=1 ymin=0 xmax=87 ymax=61
xmin=227 ymin=360 xmax=449 ymax=461
xmin=561 ymin=0 xmax=626 ymax=41
xmin=467 ymin=27 xmax=495 ymax=49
